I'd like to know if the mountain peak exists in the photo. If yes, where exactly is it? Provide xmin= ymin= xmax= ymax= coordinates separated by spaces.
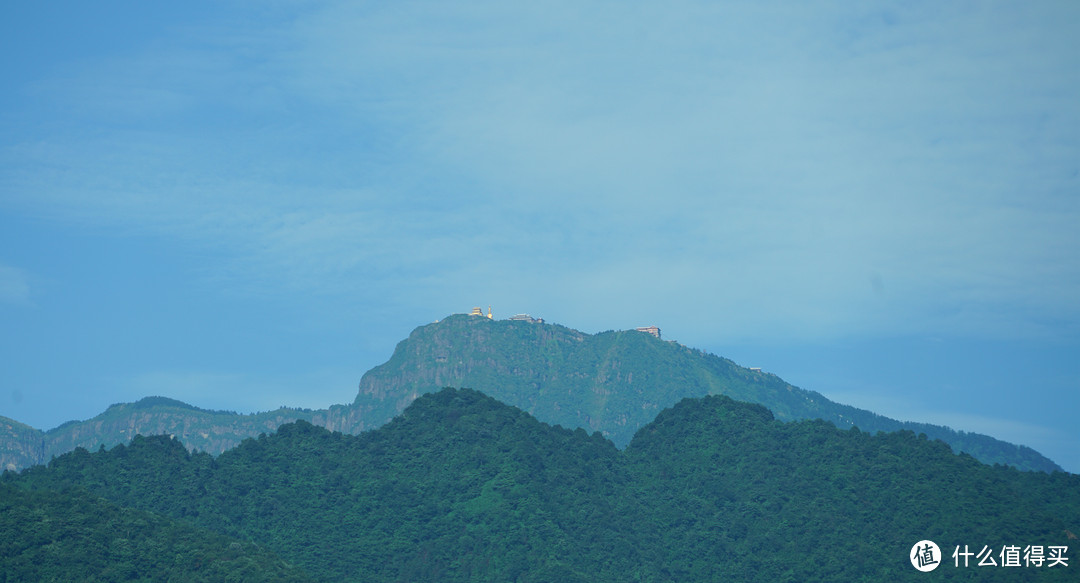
xmin=354 ymin=317 xmax=1062 ymax=472
xmin=107 ymin=396 xmax=220 ymax=414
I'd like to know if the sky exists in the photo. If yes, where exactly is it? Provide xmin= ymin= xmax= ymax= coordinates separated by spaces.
xmin=1 ymin=1 xmax=1078 ymax=472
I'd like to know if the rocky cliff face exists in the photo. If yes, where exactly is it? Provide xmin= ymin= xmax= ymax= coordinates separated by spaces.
xmin=353 ymin=314 xmax=875 ymax=447
xmin=353 ymin=315 xmax=660 ymax=442
xmin=0 ymin=417 xmax=45 ymax=472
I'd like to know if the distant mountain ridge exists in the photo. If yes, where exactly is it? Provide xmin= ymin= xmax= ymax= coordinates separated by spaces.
xmin=0 ymin=398 xmax=358 ymax=473
xmin=0 ymin=314 xmax=1063 ymax=472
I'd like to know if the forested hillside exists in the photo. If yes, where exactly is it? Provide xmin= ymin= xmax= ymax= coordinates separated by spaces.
xmin=6 ymin=388 xmax=1077 ymax=582
xmin=0 ymin=483 xmax=312 ymax=582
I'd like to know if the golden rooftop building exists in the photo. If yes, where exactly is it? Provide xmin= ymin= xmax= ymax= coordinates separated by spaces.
xmin=470 ymin=306 xmax=493 ymax=319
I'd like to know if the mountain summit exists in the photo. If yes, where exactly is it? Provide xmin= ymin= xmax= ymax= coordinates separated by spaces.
xmin=352 ymin=314 xmax=1060 ymax=471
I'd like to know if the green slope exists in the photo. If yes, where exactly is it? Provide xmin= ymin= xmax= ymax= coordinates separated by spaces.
xmin=0 ymin=482 xmax=313 ymax=582
xmin=627 ymin=395 xmax=1079 ymax=580
xmin=6 ymin=388 xmax=1077 ymax=582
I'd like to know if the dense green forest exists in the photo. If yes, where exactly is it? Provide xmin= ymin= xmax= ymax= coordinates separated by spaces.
xmin=5 ymin=388 xmax=1076 ymax=582
xmin=0 ymin=483 xmax=312 ymax=582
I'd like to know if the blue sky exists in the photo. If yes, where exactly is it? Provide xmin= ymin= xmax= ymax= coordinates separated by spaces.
xmin=2 ymin=1 xmax=1078 ymax=472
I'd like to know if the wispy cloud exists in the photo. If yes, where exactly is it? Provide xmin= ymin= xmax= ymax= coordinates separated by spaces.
xmin=1 ymin=0 xmax=1077 ymax=343
xmin=1 ymin=1 xmax=1078 ymax=471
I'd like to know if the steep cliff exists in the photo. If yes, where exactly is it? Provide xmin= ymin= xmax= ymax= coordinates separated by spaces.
xmin=0 ymin=417 xmax=45 ymax=473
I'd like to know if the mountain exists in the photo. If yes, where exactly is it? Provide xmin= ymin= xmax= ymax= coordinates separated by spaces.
xmin=0 ymin=314 xmax=1062 ymax=472
xmin=353 ymin=314 xmax=1060 ymax=471
xmin=0 ymin=417 xmax=43 ymax=473
xmin=0 ymin=397 xmax=361 ymax=474
xmin=6 ymin=388 xmax=1078 ymax=582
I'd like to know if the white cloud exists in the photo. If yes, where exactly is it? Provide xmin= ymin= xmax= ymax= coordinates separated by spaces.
xmin=1 ymin=0 xmax=1077 ymax=342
